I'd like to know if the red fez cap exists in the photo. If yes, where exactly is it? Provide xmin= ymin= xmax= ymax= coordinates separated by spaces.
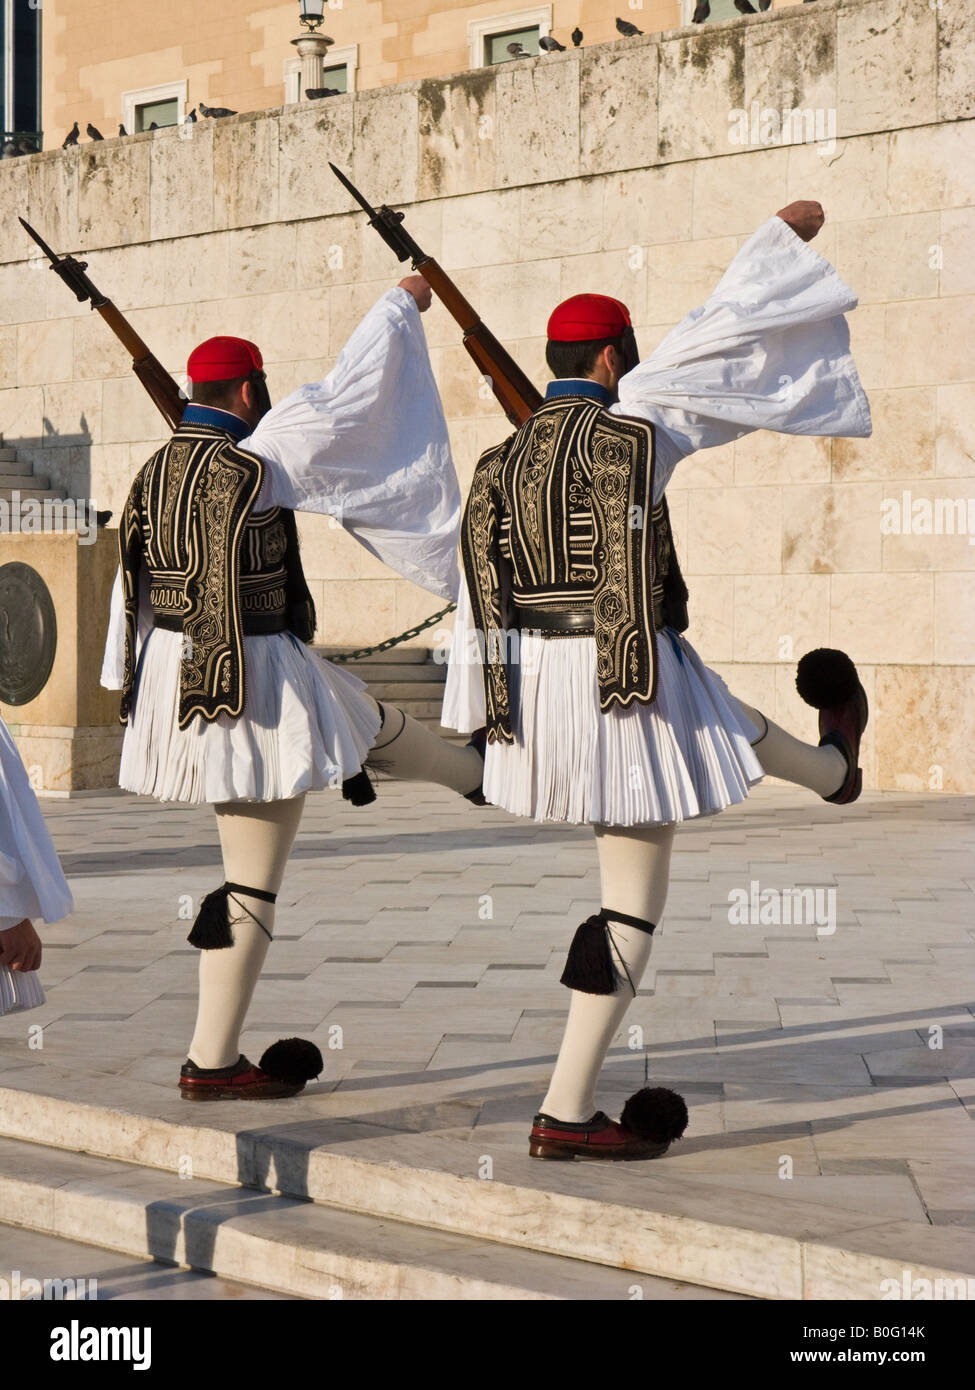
xmin=547 ymin=293 xmax=632 ymax=343
xmin=186 ymin=336 xmax=263 ymax=383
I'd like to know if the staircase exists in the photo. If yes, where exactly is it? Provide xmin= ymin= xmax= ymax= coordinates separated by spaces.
xmin=0 ymin=436 xmax=67 ymax=508
xmin=315 ymin=643 xmax=461 ymax=741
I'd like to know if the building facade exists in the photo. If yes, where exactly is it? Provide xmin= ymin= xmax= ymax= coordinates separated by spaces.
xmin=38 ymin=0 xmax=804 ymax=148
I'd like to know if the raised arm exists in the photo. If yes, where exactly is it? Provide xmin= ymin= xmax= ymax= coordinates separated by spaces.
xmin=241 ymin=276 xmax=461 ymax=601
xmin=614 ymin=201 xmax=871 ymax=502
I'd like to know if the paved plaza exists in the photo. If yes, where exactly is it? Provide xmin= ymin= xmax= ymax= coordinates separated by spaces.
xmin=0 ymin=777 xmax=972 ymax=1298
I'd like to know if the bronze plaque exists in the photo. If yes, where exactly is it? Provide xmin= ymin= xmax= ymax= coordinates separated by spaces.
xmin=0 ymin=562 xmax=58 ymax=705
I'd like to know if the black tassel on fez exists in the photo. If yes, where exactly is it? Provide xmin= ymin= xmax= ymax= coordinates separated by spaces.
xmin=560 ymin=910 xmax=625 ymax=994
xmin=342 ymin=769 xmax=376 ymax=806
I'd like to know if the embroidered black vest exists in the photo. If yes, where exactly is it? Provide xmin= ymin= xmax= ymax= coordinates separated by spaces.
xmin=461 ymin=397 xmax=689 ymax=743
xmin=118 ymin=422 xmax=316 ymax=729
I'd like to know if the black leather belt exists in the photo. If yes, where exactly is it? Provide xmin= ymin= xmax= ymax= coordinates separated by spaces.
xmin=514 ymin=607 xmax=595 ymax=635
xmin=153 ymin=612 xmax=290 ymax=635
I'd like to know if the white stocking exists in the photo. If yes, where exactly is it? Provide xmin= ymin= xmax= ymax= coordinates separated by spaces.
xmin=365 ymin=701 xmax=483 ymax=795
xmin=732 ymin=697 xmax=847 ymax=798
xmin=187 ymin=795 xmax=305 ymax=1070
xmin=539 ymin=822 xmax=675 ymax=1123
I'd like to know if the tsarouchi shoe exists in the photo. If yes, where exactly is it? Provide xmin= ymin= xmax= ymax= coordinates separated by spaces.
xmin=179 ymin=1038 xmax=323 ymax=1101
xmin=796 ymin=648 xmax=869 ymax=805
xmin=529 ymin=1086 xmax=688 ymax=1161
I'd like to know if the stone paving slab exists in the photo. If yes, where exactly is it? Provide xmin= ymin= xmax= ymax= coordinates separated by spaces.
xmin=0 ymin=781 xmax=972 ymax=1297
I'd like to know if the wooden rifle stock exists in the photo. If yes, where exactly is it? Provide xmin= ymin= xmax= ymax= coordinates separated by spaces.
xmin=417 ymin=258 xmax=542 ymax=428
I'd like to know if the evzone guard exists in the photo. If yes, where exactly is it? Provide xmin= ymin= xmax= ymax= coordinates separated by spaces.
xmin=443 ymin=200 xmax=873 ymax=1159
xmin=97 ymin=275 xmax=488 ymax=1100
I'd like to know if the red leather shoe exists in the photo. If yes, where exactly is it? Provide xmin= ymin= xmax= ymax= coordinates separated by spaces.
xmin=796 ymin=648 xmax=869 ymax=805
xmin=178 ymin=1038 xmax=323 ymax=1101
xmin=528 ymin=1087 xmax=688 ymax=1161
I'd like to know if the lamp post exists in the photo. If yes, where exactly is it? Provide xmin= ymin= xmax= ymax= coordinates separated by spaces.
xmin=291 ymin=3 xmax=333 ymax=101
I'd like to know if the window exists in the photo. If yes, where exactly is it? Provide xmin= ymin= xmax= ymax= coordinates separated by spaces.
xmin=485 ymin=26 xmax=540 ymax=64
xmin=468 ymin=7 xmax=553 ymax=69
xmin=284 ymin=45 xmax=358 ymax=104
xmin=679 ymin=0 xmax=753 ymax=23
xmin=135 ymin=99 xmax=178 ymax=131
xmin=121 ymin=81 xmax=187 ymax=134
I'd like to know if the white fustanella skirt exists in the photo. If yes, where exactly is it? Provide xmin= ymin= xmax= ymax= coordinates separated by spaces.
xmin=119 ymin=628 xmax=382 ymax=805
xmin=479 ymin=627 xmax=765 ymax=827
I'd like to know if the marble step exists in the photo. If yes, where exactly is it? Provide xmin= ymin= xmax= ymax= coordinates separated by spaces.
xmin=316 ymin=645 xmax=432 ymax=666
xmin=0 ymin=472 xmax=51 ymax=489
xmin=0 ymin=1137 xmax=739 ymax=1301
xmin=0 ymin=446 xmax=19 ymax=463
xmin=0 ymin=455 xmax=32 ymax=472
xmin=2 ymin=1067 xmax=972 ymax=1299
xmin=323 ymin=661 xmax=447 ymax=684
xmin=0 ymin=487 xmax=67 ymax=503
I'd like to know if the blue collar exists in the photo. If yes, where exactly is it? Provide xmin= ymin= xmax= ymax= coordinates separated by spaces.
xmin=545 ymin=378 xmax=614 ymax=407
xmin=180 ymin=403 xmax=251 ymax=441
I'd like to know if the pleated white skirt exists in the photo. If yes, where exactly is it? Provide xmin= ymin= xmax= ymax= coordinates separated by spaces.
xmin=482 ymin=627 xmax=765 ymax=826
xmin=119 ymin=628 xmax=382 ymax=805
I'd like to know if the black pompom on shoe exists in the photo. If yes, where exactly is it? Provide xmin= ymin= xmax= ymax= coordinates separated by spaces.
xmin=620 ymin=1087 xmax=689 ymax=1145
xmin=259 ymin=1038 xmax=324 ymax=1085
xmin=795 ymin=648 xmax=869 ymax=805
xmin=795 ymin=648 xmax=860 ymax=710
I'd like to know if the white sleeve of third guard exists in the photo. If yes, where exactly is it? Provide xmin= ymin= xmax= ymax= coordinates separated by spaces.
xmin=441 ymin=573 xmax=487 ymax=734
xmin=614 ymin=215 xmax=873 ymax=503
xmin=100 ymin=562 xmax=152 ymax=691
xmin=240 ymin=286 xmax=461 ymax=602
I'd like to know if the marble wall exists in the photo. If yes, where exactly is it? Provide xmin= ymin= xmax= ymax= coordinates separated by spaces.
xmin=1 ymin=0 xmax=972 ymax=791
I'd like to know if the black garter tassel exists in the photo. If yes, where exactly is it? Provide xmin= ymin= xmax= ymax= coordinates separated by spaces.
xmin=342 ymin=769 xmax=376 ymax=806
xmin=187 ymin=881 xmax=277 ymax=951
xmin=560 ymin=910 xmax=625 ymax=994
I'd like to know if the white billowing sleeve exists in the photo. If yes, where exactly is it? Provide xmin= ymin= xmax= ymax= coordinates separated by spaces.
xmin=100 ymin=562 xmax=152 ymax=691
xmin=441 ymin=574 xmax=486 ymax=734
xmin=614 ymin=216 xmax=873 ymax=502
xmin=240 ymin=286 xmax=461 ymax=601
xmin=0 ymin=714 xmax=73 ymax=928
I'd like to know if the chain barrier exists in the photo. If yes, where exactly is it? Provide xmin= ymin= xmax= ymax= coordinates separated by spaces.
xmin=327 ymin=602 xmax=457 ymax=663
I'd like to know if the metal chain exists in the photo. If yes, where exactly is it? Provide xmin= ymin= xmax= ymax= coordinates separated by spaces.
xmin=327 ymin=602 xmax=457 ymax=663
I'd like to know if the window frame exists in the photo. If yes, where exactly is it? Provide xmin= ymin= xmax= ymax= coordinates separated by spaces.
xmin=467 ymin=7 xmax=553 ymax=69
xmin=283 ymin=44 xmax=358 ymax=104
xmin=121 ymin=79 xmax=188 ymax=133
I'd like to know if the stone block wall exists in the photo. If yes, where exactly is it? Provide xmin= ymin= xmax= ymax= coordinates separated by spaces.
xmin=2 ymin=0 xmax=973 ymax=791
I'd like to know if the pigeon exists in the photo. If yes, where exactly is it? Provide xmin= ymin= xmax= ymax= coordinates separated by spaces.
xmin=14 ymin=137 xmax=35 ymax=156
xmin=148 ymin=122 xmax=158 ymax=130
xmin=506 ymin=41 xmax=527 ymax=57
xmin=305 ymin=87 xmax=341 ymax=99
xmin=615 ymin=17 xmax=643 ymax=36
xmin=86 ymin=122 xmax=104 ymax=141
xmin=117 ymin=122 xmax=127 ymax=136
xmin=571 ymin=26 xmax=583 ymax=45
xmin=539 ymin=35 xmax=566 ymax=52
xmin=0 ymin=140 xmax=17 ymax=159
xmin=198 ymin=101 xmax=238 ymax=119
xmin=692 ymin=0 xmax=710 ymax=18
xmin=734 ymin=0 xmax=757 ymax=11
xmin=62 ymin=121 xmax=79 ymax=147
xmin=185 ymin=107 xmax=197 ymax=122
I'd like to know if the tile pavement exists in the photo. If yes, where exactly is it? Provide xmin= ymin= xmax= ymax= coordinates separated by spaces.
xmin=0 ymin=779 xmax=972 ymax=1285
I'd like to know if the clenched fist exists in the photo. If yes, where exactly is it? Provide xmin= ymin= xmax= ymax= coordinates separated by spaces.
xmin=398 ymin=274 xmax=432 ymax=312
xmin=776 ymin=200 xmax=825 ymax=242
xmin=0 ymin=918 xmax=42 ymax=973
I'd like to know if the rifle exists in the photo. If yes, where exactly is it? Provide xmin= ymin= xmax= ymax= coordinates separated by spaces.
xmin=19 ymin=217 xmax=184 ymax=431
xmin=330 ymin=164 xmax=542 ymax=429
